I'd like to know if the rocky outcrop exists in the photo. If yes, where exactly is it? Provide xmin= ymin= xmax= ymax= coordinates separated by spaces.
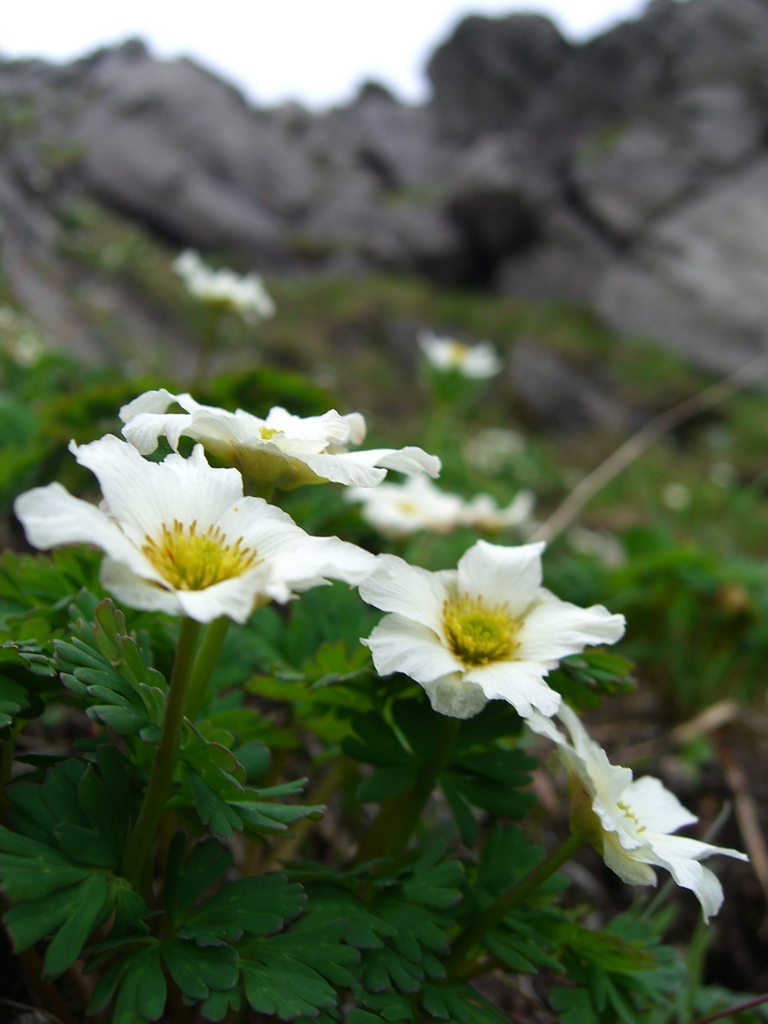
xmin=3 ymin=0 xmax=768 ymax=372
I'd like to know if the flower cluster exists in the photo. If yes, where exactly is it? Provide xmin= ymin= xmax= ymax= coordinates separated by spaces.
xmin=12 ymin=388 xmax=747 ymax=926
xmin=173 ymin=249 xmax=276 ymax=320
xmin=418 ymin=330 xmax=502 ymax=379
xmin=345 ymin=473 xmax=534 ymax=538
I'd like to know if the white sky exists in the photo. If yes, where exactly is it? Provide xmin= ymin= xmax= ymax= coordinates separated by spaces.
xmin=1 ymin=0 xmax=651 ymax=108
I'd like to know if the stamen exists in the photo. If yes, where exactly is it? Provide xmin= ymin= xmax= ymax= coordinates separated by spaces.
xmin=443 ymin=594 xmax=519 ymax=666
xmin=617 ymin=801 xmax=645 ymax=832
xmin=142 ymin=519 xmax=259 ymax=591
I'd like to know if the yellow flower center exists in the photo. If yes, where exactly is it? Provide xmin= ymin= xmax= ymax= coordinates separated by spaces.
xmin=259 ymin=426 xmax=278 ymax=440
xmin=443 ymin=594 xmax=519 ymax=666
xmin=143 ymin=520 xmax=259 ymax=591
xmin=447 ymin=341 xmax=470 ymax=363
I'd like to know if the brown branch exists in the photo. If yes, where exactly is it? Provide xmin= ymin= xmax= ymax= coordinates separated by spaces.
xmin=717 ymin=738 xmax=768 ymax=904
xmin=691 ymin=990 xmax=768 ymax=1024
xmin=530 ymin=351 xmax=768 ymax=544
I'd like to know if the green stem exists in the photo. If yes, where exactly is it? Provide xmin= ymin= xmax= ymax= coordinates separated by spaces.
xmin=185 ymin=616 xmax=230 ymax=721
xmin=447 ymin=832 xmax=586 ymax=973
xmin=121 ymin=617 xmax=201 ymax=890
xmin=355 ymin=717 xmax=461 ymax=864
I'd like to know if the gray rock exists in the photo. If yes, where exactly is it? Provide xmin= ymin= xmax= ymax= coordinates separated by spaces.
xmin=427 ymin=14 xmax=569 ymax=142
xmin=496 ymin=207 xmax=613 ymax=306
xmin=572 ymin=125 xmax=696 ymax=239
xmin=4 ymin=0 xmax=768 ymax=374
xmin=599 ymin=160 xmax=768 ymax=372
xmin=507 ymin=340 xmax=631 ymax=431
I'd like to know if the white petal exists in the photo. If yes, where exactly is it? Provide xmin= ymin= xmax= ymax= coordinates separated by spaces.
xmin=72 ymin=437 xmax=243 ymax=545
xmin=365 ymin=447 xmax=442 ymax=480
xmin=463 ymin=659 xmax=561 ymax=718
xmin=175 ymin=566 xmax=273 ymax=624
xmin=526 ymin=710 xmax=565 ymax=744
xmin=358 ymin=554 xmax=454 ymax=632
xmin=264 ymin=406 xmax=350 ymax=443
xmin=645 ymin=832 xmax=748 ymax=866
xmin=344 ymin=412 xmax=367 ymax=445
xmin=217 ymin=495 xmax=303 ymax=551
xmin=602 ymin=834 xmax=658 ymax=887
xmin=291 ymin=451 xmax=387 ymax=487
xmin=362 ymin=614 xmax=463 ymax=682
xmin=218 ymin=498 xmax=376 ymax=589
xmin=517 ymin=594 xmax=625 ymax=662
xmin=122 ymin=411 xmax=196 ymax=454
xmin=100 ymin=558 xmax=182 ymax=616
xmin=422 ymin=673 xmax=488 ymax=719
xmin=457 ymin=540 xmax=545 ymax=615
xmin=638 ymin=836 xmax=729 ymax=922
xmin=622 ymin=776 xmax=698 ymax=836
xmin=269 ymin=535 xmax=376 ymax=590
xmin=119 ymin=388 xmax=179 ymax=422
xmin=14 ymin=483 xmax=161 ymax=582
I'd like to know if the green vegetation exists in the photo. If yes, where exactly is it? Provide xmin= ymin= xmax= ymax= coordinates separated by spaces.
xmin=0 ymin=198 xmax=766 ymax=1023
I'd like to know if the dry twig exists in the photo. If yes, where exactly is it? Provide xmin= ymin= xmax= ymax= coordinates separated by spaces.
xmin=717 ymin=738 xmax=768 ymax=904
xmin=530 ymin=351 xmax=768 ymax=544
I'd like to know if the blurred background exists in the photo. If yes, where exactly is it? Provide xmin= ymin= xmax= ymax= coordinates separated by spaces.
xmin=4 ymin=0 xmax=768 ymax=1013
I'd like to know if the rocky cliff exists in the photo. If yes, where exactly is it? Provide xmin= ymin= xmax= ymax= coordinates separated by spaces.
xmin=2 ymin=0 xmax=768 ymax=373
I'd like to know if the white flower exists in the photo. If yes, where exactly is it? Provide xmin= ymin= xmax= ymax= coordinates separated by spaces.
xmin=120 ymin=390 xmax=441 ymax=492
xmin=345 ymin=475 xmax=534 ymax=538
xmin=346 ymin=476 xmax=467 ymax=538
xmin=13 ymin=435 xmax=375 ymax=624
xmin=173 ymin=249 xmax=276 ymax=320
xmin=568 ymin=527 xmax=626 ymax=568
xmin=662 ymin=482 xmax=691 ymax=512
xmin=528 ymin=705 xmax=748 ymax=922
xmin=358 ymin=540 xmax=625 ymax=720
xmin=463 ymin=428 xmax=525 ymax=475
xmin=461 ymin=491 xmax=535 ymax=532
xmin=418 ymin=330 xmax=502 ymax=379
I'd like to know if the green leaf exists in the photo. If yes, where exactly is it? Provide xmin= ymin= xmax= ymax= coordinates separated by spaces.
xmin=5 ymin=872 xmax=110 ymax=975
xmin=164 ymin=833 xmax=232 ymax=928
xmin=89 ymin=945 xmax=167 ymax=1024
xmin=238 ymin=914 xmax=358 ymax=1018
xmin=550 ymin=986 xmax=600 ymax=1024
xmin=55 ymin=599 xmax=167 ymax=738
xmin=179 ymin=874 xmax=305 ymax=946
xmin=162 ymin=938 xmax=239 ymax=1000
